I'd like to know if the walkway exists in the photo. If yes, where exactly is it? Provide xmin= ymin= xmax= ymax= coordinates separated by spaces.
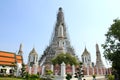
xmin=54 ymin=75 xmax=106 ymax=80
xmin=71 ymin=75 xmax=106 ymax=80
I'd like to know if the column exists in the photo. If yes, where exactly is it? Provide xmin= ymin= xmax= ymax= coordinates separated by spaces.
xmin=92 ymin=67 xmax=94 ymax=75
xmin=29 ymin=66 xmax=32 ymax=74
xmin=34 ymin=65 xmax=38 ymax=74
xmin=61 ymin=62 xmax=66 ymax=78
xmin=51 ymin=64 xmax=54 ymax=73
xmin=104 ymin=68 xmax=106 ymax=75
xmin=34 ymin=55 xmax=36 ymax=64
xmin=16 ymin=63 xmax=19 ymax=76
xmin=96 ymin=67 xmax=99 ymax=75
xmin=16 ymin=68 xmax=19 ymax=76
xmin=100 ymin=67 xmax=103 ymax=75
xmin=41 ymin=66 xmax=45 ymax=75
xmin=72 ymin=65 xmax=75 ymax=76
xmin=87 ymin=66 xmax=89 ymax=75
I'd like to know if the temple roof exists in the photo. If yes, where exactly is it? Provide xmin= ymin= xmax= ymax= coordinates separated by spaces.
xmin=82 ymin=47 xmax=90 ymax=56
xmin=0 ymin=51 xmax=23 ymax=66
xmin=29 ymin=48 xmax=38 ymax=55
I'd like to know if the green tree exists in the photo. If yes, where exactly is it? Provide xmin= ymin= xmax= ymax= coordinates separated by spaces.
xmin=52 ymin=53 xmax=79 ymax=65
xmin=102 ymin=19 xmax=120 ymax=79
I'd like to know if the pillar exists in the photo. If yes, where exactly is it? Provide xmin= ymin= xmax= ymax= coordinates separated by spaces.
xmin=61 ymin=62 xmax=66 ymax=77
xmin=96 ymin=67 xmax=99 ymax=75
xmin=16 ymin=63 xmax=19 ymax=76
xmin=16 ymin=68 xmax=20 ymax=76
xmin=87 ymin=66 xmax=89 ymax=75
xmin=34 ymin=65 xmax=38 ymax=74
xmin=92 ymin=67 xmax=94 ymax=75
xmin=16 ymin=63 xmax=22 ymax=76
xmin=29 ymin=66 xmax=32 ymax=74
xmin=51 ymin=64 xmax=54 ymax=73
xmin=104 ymin=68 xmax=106 ymax=75
xmin=41 ymin=66 xmax=45 ymax=75
xmin=100 ymin=67 xmax=103 ymax=75
xmin=72 ymin=65 xmax=75 ymax=76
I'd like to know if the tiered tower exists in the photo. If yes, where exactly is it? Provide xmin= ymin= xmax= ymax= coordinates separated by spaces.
xmin=81 ymin=47 xmax=92 ymax=67
xmin=28 ymin=48 xmax=38 ymax=74
xmin=39 ymin=7 xmax=78 ymax=66
xmin=96 ymin=44 xmax=104 ymax=67
xmin=16 ymin=44 xmax=23 ymax=76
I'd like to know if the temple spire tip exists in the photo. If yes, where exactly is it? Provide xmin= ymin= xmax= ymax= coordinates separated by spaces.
xmin=59 ymin=7 xmax=62 ymax=11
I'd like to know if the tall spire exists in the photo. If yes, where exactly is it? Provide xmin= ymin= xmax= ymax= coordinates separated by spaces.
xmin=96 ymin=43 xmax=104 ymax=67
xmin=96 ymin=44 xmax=100 ymax=53
xmin=39 ymin=7 xmax=77 ymax=66
xmin=84 ymin=46 xmax=87 ymax=52
xmin=51 ymin=7 xmax=68 ymax=44
xmin=18 ymin=43 xmax=23 ymax=55
xmin=57 ymin=7 xmax=64 ymax=24
xmin=96 ymin=44 xmax=101 ymax=60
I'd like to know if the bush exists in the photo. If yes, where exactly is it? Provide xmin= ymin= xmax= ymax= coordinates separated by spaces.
xmin=40 ymin=77 xmax=53 ymax=80
xmin=92 ymin=74 xmax=96 ymax=78
xmin=24 ymin=73 xmax=30 ymax=80
xmin=40 ymin=75 xmax=54 ymax=80
xmin=66 ymin=74 xmax=72 ymax=80
xmin=0 ymin=74 xmax=4 ymax=77
xmin=8 ymin=74 xmax=14 ymax=77
xmin=108 ymin=74 xmax=114 ymax=80
xmin=30 ymin=74 xmax=39 ymax=80
xmin=45 ymin=69 xmax=53 ymax=75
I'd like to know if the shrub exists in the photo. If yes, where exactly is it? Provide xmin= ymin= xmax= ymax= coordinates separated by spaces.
xmin=8 ymin=74 xmax=14 ymax=77
xmin=45 ymin=69 xmax=53 ymax=75
xmin=66 ymin=74 xmax=72 ymax=80
xmin=30 ymin=74 xmax=39 ymax=80
xmin=108 ymin=74 xmax=114 ymax=80
xmin=24 ymin=73 xmax=30 ymax=80
xmin=92 ymin=74 xmax=96 ymax=78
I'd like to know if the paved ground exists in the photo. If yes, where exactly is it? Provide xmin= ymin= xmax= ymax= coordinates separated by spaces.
xmin=54 ymin=75 xmax=106 ymax=80
xmin=83 ymin=75 xmax=106 ymax=80
xmin=71 ymin=75 xmax=106 ymax=80
xmin=82 ymin=76 xmax=105 ymax=80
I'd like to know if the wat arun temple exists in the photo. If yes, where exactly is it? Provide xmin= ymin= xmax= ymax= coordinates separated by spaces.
xmin=39 ymin=7 xmax=79 ymax=66
xmin=37 ymin=7 xmax=108 ymax=75
xmin=0 ymin=7 xmax=111 ymax=76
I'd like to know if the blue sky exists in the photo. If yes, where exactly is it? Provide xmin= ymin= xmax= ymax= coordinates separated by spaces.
xmin=0 ymin=0 xmax=120 ymax=67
